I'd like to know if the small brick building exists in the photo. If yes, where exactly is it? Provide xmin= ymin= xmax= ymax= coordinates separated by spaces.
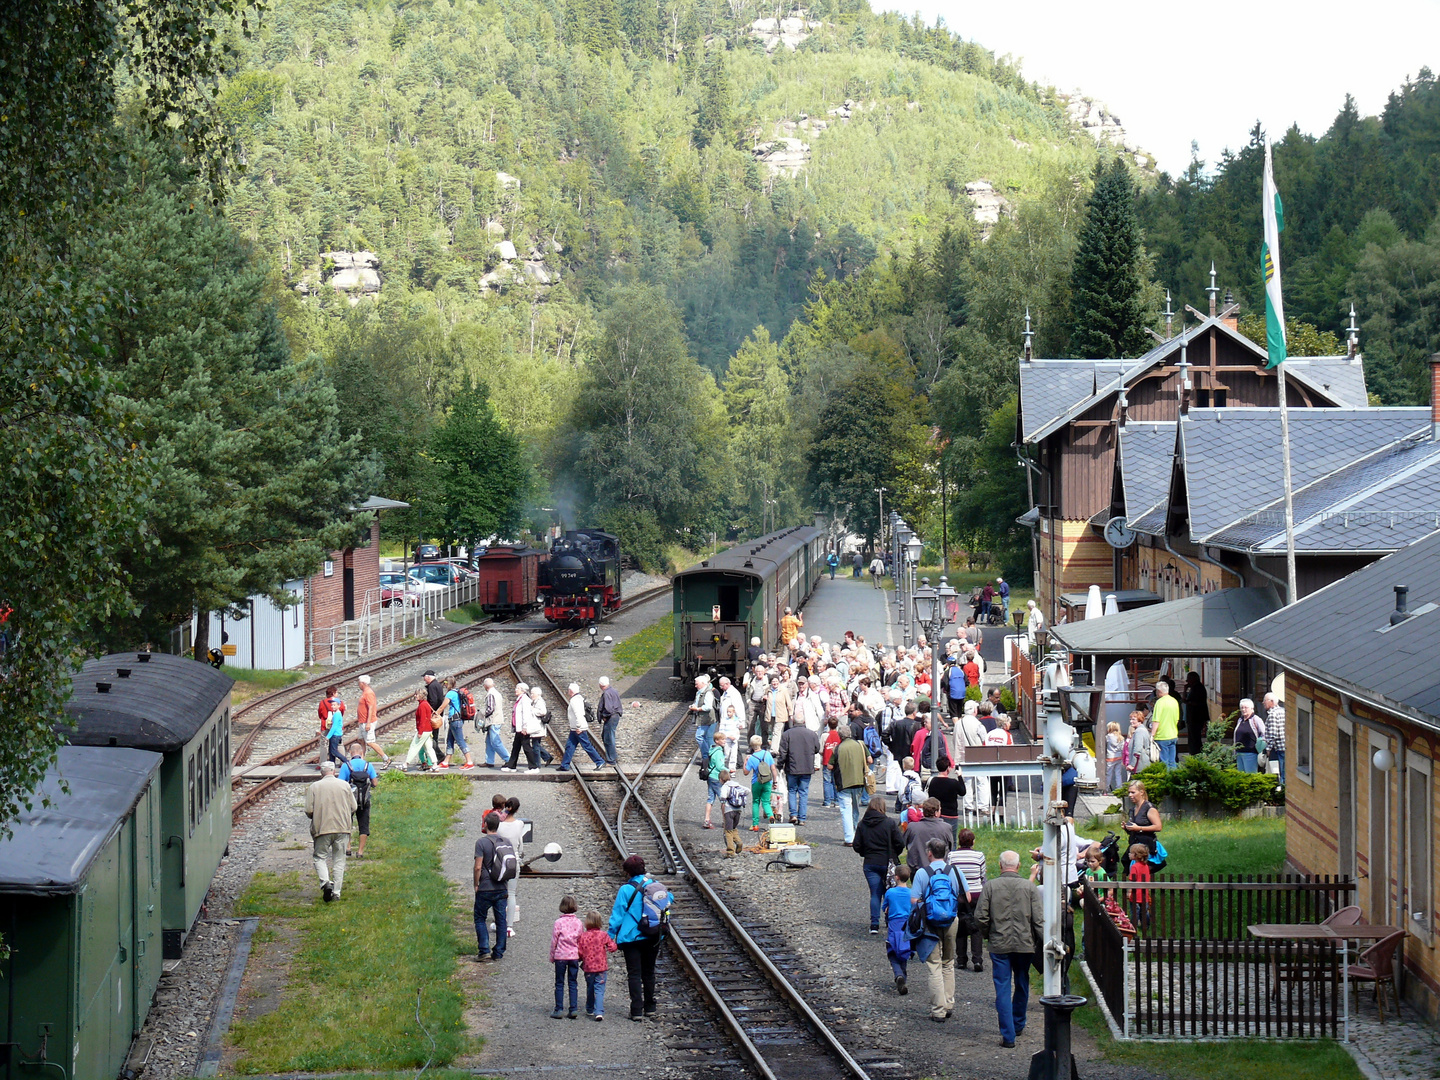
xmin=305 ymin=496 xmax=408 ymax=662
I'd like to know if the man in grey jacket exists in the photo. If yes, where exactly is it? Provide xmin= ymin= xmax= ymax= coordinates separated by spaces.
xmin=776 ymin=718 xmax=820 ymax=826
xmin=903 ymin=798 xmax=953 ymax=870
xmin=976 ymin=850 xmax=1044 ymax=1048
xmin=597 ymin=675 xmax=623 ymax=764
xmin=304 ymin=761 xmax=357 ymax=903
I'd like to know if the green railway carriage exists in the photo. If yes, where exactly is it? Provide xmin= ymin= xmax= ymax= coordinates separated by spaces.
xmin=60 ymin=652 xmax=234 ymax=958
xmin=672 ymin=526 xmax=825 ymax=683
xmin=0 ymin=747 xmax=163 ymax=1080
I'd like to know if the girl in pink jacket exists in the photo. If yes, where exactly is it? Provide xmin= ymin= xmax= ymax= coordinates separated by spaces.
xmin=550 ymin=895 xmax=583 ymax=1019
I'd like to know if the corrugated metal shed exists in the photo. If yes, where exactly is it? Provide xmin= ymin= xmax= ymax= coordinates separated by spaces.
xmin=0 ymin=746 xmax=161 ymax=895
xmin=61 ymin=652 xmax=234 ymax=752
xmin=1234 ymin=530 xmax=1440 ymax=729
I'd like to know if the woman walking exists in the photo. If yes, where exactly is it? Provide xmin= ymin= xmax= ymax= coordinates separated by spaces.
xmin=607 ymin=855 xmax=671 ymax=1021
xmin=851 ymin=794 xmax=905 ymax=934
xmin=503 ymin=683 xmax=539 ymax=772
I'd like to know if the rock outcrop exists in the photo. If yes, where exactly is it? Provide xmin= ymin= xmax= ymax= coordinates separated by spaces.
xmin=749 ymin=13 xmax=821 ymax=52
xmin=294 ymin=250 xmax=381 ymax=297
xmin=963 ymin=180 xmax=1009 ymax=238
xmin=1059 ymin=93 xmax=1155 ymax=170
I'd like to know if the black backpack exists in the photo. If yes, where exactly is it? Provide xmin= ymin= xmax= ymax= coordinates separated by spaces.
xmin=584 ymin=701 xmax=597 ymax=727
xmin=349 ymin=760 xmax=372 ymax=809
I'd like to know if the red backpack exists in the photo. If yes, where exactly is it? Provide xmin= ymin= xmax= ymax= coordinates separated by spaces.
xmin=457 ymin=686 xmax=477 ymax=723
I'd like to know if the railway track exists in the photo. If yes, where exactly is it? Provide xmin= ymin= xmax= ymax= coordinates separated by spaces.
xmin=519 ymin=641 xmax=876 ymax=1080
xmin=230 ymin=585 xmax=670 ymax=823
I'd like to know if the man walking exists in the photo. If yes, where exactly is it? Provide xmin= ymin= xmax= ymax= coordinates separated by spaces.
xmin=996 ymin=577 xmax=1010 ymax=623
xmin=910 ymin=836 xmax=968 ymax=1022
xmin=597 ymin=675 xmax=623 ymax=765
xmin=832 ymin=724 xmax=872 ymax=844
xmin=339 ymin=741 xmax=378 ymax=858
xmin=826 ymin=551 xmax=839 ymax=579
xmin=424 ymin=669 xmax=445 ymax=712
xmin=1263 ymin=692 xmax=1286 ymax=786
xmin=1151 ymin=680 xmax=1180 ymax=769
xmin=869 ymin=555 xmax=885 ymax=588
xmin=439 ymin=677 xmax=476 ymax=770
xmin=357 ymin=674 xmax=389 ymax=767
xmin=978 ymin=850 xmax=1044 ymax=1048
xmin=558 ymin=683 xmax=606 ymax=771
xmin=776 ymin=716 xmax=820 ymax=826
xmin=717 ymin=676 xmax=746 ymax=736
xmin=481 ymin=677 xmax=507 ymax=767
xmin=473 ymin=811 xmax=514 ymax=962
xmin=304 ymin=761 xmax=356 ymax=903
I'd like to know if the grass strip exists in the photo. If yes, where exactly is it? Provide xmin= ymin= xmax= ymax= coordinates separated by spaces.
xmin=1065 ymin=966 xmax=1360 ymax=1080
xmin=225 ymin=666 xmax=309 ymax=705
xmin=613 ymin=612 xmax=674 ymax=675
xmin=444 ymin=602 xmax=486 ymax=625
xmin=230 ymin=774 xmax=471 ymax=1072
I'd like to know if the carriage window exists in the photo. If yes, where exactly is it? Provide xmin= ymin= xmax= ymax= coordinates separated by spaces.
xmin=211 ymin=730 xmax=220 ymax=796
xmin=188 ymin=754 xmax=196 ymax=835
xmin=223 ymin=713 xmax=230 ymax=775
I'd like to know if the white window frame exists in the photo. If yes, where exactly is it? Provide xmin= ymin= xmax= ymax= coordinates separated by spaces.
xmin=1406 ymin=748 xmax=1433 ymax=945
xmin=1294 ymin=694 xmax=1314 ymax=787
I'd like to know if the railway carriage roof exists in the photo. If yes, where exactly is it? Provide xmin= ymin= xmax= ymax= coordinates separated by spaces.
xmin=673 ymin=526 xmax=824 ymax=584
xmin=0 ymin=746 xmax=161 ymax=895
xmin=60 ymin=652 xmax=234 ymax=752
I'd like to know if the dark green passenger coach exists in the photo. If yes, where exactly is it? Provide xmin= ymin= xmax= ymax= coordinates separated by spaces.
xmin=60 ymin=652 xmax=234 ymax=958
xmin=0 ymin=747 xmax=163 ymax=1080
xmin=672 ymin=525 xmax=825 ymax=684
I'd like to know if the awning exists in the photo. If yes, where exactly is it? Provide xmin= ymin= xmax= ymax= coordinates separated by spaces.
xmin=1050 ymin=587 xmax=1283 ymax=658
xmin=1016 ymin=506 xmax=1040 ymax=528
xmin=1057 ymin=589 xmax=1162 ymax=612
xmin=355 ymin=495 xmax=412 ymax=511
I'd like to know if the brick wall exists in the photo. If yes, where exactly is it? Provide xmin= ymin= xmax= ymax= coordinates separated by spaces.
xmin=1037 ymin=519 xmax=1114 ymax=617
xmin=1285 ymin=673 xmax=1440 ymax=1019
xmin=305 ymin=519 xmax=383 ymax=642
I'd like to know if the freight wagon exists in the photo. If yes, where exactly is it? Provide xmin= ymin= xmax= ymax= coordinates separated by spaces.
xmin=59 ymin=651 xmax=234 ymax=958
xmin=0 ymin=747 xmax=164 ymax=1080
xmin=475 ymin=544 xmax=542 ymax=614
xmin=671 ymin=525 xmax=825 ymax=683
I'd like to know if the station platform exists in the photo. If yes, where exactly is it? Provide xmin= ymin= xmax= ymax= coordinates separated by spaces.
xmin=796 ymin=572 xmax=896 ymax=647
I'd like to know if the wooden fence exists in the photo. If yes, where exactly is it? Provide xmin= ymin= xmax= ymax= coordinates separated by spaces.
xmin=1082 ymin=876 xmax=1355 ymax=1040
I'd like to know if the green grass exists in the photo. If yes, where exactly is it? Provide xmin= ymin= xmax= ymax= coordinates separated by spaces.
xmin=224 ymin=666 xmax=308 ymax=705
xmin=443 ymin=602 xmax=486 ymax=625
xmin=230 ymin=774 xmax=473 ymax=1072
xmin=613 ymin=612 xmax=674 ymax=675
xmin=960 ymin=816 xmax=1287 ymax=882
xmin=1066 ymin=966 xmax=1360 ymax=1080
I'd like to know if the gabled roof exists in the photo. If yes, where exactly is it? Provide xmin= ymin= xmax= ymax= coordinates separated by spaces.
xmin=1117 ymin=422 xmax=1176 ymax=524
xmin=0 ymin=747 xmax=162 ymax=895
xmin=1179 ymin=408 xmax=1430 ymax=546
xmin=1053 ymin=586 xmax=1282 ymax=658
xmin=1017 ymin=317 xmax=1364 ymax=445
xmin=1233 ymin=530 xmax=1440 ymax=731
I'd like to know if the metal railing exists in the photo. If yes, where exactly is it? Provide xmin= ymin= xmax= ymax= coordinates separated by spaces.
xmin=307 ymin=578 xmax=479 ymax=664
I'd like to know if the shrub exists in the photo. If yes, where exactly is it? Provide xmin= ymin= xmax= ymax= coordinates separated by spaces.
xmin=1119 ymin=756 xmax=1282 ymax=809
xmin=999 ymin=687 xmax=1017 ymax=713
xmin=964 ymin=683 xmax=982 ymax=702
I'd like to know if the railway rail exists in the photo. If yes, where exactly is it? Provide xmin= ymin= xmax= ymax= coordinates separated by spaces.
xmin=519 ymin=638 xmax=877 ymax=1080
xmin=229 ymin=585 xmax=670 ymax=824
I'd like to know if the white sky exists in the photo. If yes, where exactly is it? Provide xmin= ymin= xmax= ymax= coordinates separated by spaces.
xmin=876 ymin=0 xmax=1440 ymax=175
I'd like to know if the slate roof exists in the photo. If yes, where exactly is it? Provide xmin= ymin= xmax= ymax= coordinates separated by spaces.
xmin=1054 ymin=586 xmax=1282 ymax=658
xmin=1233 ymin=530 xmax=1440 ymax=730
xmin=61 ymin=652 xmax=234 ymax=752
xmin=1017 ymin=318 xmax=1365 ymax=445
xmin=1117 ymin=422 xmax=1176 ymax=523
xmin=1207 ymin=436 xmax=1440 ymax=554
xmin=0 ymin=746 xmax=162 ymax=895
xmin=1179 ymin=408 xmax=1430 ymax=545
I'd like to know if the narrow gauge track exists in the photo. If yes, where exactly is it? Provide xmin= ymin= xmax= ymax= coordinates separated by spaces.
xmin=520 ymin=648 xmax=874 ymax=1080
xmin=230 ymin=585 xmax=670 ymax=824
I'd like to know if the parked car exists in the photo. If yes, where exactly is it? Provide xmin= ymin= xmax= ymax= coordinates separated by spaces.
xmin=407 ymin=563 xmax=466 ymax=591
xmin=415 ymin=543 xmax=442 ymax=562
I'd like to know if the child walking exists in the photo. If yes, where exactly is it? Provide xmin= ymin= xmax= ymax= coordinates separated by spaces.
xmin=1104 ymin=721 xmax=1125 ymax=790
xmin=576 ymin=910 xmax=617 ymax=1021
xmin=1127 ymin=844 xmax=1152 ymax=930
xmin=550 ymin=895 xmax=583 ymax=1019
xmin=719 ymin=769 xmax=747 ymax=857
xmin=882 ymin=864 xmax=914 ymax=995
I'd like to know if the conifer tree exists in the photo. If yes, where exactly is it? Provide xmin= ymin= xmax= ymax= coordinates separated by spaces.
xmin=431 ymin=382 xmax=530 ymax=549
xmin=1068 ymin=158 xmax=1151 ymax=358
xmin=694 ymin=48 xmax=733 ymax=149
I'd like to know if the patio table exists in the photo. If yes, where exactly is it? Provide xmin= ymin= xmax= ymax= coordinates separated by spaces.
xmin=1248 ymin=923 xmax=1400 ymax=1040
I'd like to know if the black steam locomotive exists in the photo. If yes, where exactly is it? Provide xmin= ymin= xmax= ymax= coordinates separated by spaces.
xmin=538 ymin=529 xmax=622 ymax=625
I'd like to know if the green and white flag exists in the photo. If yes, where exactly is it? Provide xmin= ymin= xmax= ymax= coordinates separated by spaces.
xmin=1262 ymin=141 xmax=1286 ymax=369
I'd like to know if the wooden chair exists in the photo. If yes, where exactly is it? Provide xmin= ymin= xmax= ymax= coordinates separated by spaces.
xmin=1322 ymin=905 xmax=1363 ymax=927
xmin=1347 ymin=929 xmax=1406 ymax=1023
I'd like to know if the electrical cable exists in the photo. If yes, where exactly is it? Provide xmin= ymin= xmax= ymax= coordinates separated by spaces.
xmin=414 ymin=987 xmax=436 ymax=1078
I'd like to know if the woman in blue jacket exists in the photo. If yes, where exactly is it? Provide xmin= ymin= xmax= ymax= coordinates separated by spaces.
xmin=608 ymin=855 xmax=670 ymax=1021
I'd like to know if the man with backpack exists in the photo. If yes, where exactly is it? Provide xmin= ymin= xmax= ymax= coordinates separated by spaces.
xmin=338 ymin=742 xmax=379 ymax=859
xmin=607 ymin=854 xmax=672 ymax=1021
xmin=909 ymin=836 xmax=971 ymax=1023
xmin=473 ymin=811 xmax=518 ymax=962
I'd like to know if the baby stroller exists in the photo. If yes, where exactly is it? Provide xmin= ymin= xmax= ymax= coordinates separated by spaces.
xmin=985 ymin=602 xmax=1006 ymax=626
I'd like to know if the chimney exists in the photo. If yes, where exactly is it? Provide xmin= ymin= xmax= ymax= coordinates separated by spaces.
xmin=1391 ymin=585 xmax=1414 ymax=626
xmin=1431 ymin=354 xmax=1440 ymax=440
xmin=1221 ymin=290 xmax=1239 ymax=332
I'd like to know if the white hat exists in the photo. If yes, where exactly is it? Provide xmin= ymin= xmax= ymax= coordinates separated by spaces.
xmin=319 ymin=761 xmax=336 ymax=773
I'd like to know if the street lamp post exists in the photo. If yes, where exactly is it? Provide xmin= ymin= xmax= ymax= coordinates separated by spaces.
xmin=874 ymin=487 xmax=887 ymax=555
xmin=904 ymin=534 xmax=923 ymax=647
xmin=913 ymin=575 xmax=957 ymax=772
xmin=896 ymin=523 xmax=912 ymax=643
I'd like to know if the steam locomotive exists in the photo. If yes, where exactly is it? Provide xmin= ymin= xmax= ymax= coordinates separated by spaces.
xmin=538 ymin=529 xmax=622 ymax=625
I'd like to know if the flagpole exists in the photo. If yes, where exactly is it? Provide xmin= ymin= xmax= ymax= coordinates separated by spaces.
xmin=1276 ymin=359 xmax=1299 ymax=604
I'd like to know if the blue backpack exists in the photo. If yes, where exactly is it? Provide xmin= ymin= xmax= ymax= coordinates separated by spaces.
xmin=921 ymin=866 xmax=960 ymax=928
